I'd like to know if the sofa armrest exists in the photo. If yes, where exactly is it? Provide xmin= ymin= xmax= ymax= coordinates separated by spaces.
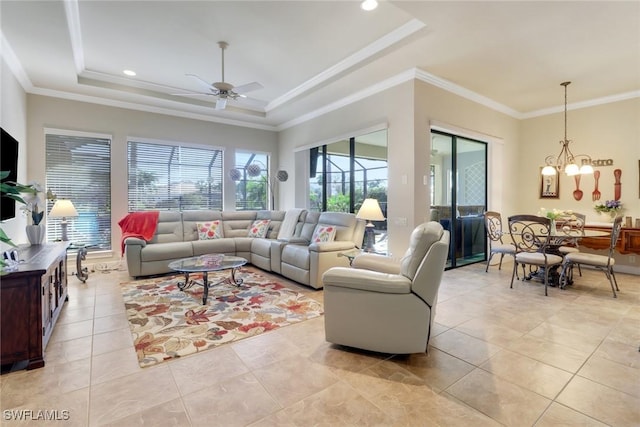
xmin=309 ymin=241 xmax=356 ymax=252
xmin=352 ymin=253 xmax=401 ymax=275
xmin=322 ymin=267 xmax=411 ymax=294
xmin=124 ymin=237 xmax=147 ymax=248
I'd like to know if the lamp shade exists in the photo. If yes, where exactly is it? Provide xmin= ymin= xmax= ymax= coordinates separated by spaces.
xmin=356 ymin=198 xmax=385 ymax=221
xmin=541 ymin=165 xmax=557 ymax=176
xmin=49 ymin=199 xmax=78 ymax=218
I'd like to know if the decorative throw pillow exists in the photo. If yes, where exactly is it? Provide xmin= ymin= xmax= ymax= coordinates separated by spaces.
xmin=311 ymin=224 xmax=337 ymax=243
xmin=197 ymin=221 xmax=223 ymax=240
xmin=248 ymin=219 xmax=271 ymax=238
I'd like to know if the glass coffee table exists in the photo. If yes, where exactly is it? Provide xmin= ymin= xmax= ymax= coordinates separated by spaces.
xmin=168 ymin=255 xmax=247 ymax=304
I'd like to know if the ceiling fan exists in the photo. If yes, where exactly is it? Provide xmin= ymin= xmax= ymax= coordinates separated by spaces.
xmin=177 ymin=41 xmax=263 ymax=110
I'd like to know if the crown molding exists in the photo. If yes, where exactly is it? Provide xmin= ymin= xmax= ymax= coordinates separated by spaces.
xmin=277 ymin=69 xmax=416 ymax=131
xmin=28 ymin=86 xmax=278 ymax=131
xmin=64 ymin=0 xmax=85 ymax=74
xmin=266 ymin=19 xmax=426 ymax=112
xmin=0 ymin=31 xmax=33 ymax=91
xmin=414 ymin=69 xmax=522 ymax=118
xmin=522 ymin=90 xmax=640 ymax=119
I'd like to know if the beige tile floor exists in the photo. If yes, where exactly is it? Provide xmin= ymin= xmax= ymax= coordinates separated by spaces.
xmin=1 ymin=261 xmax=639 ymax=426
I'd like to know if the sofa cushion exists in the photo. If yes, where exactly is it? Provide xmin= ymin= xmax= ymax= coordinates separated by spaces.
xmin=191 ymin=238 xmax=236 ymax=256
xmin=282 ymin=244 xmax=310 ymax=269
xmin=300 ymin=211 xmax=321 ymax=241
xmin=222 ymin=211 xmax=257 ymax=238
xmin=141 ymin=241 xmax=193 ymax=262
xmin=150 ymin=211 xmax=184 ymax=243
xmin=257 ymin=210 xmax=285 ymax=239
xmin=317 ymin=211 xmax=358 ymax=242
xmin=248 ymin=219 xmax=271 ymax=238
xmin=182 ymin=210 xmax=223 ymax=241
xmin=197 ymin=221 xmax=224 ymax=240
xmin=311 ymin=224 xmax=337 ymax=243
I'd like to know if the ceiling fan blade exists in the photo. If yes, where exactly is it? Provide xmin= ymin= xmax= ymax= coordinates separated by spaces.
xmin=215 ymin=98 xmax=227 ymax=110
xmin=186 ymin=73 xmax=214 ymax=91
xmin=172 ymin=92 xmax=216 ymax=97
xmin=232 ymin=82 xmax=263 ymax=94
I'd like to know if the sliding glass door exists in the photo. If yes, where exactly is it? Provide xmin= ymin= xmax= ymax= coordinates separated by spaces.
xmin=431 ymin=130 xmax=487 ymax=269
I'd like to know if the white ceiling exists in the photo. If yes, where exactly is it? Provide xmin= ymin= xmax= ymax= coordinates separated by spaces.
xmin=2 ymin=1 xmax=639 ymax=131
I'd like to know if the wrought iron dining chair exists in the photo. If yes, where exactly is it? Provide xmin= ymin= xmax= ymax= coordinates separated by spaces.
xmin=557 ymin=212 xmax=586 ymax=279
xmin=484 ymin=211 xmax=517 ymax=274
xmin=507 ymin=215 xmax=564 ymax=296
xmin=560 ymin=216 xmax=623 ymax=298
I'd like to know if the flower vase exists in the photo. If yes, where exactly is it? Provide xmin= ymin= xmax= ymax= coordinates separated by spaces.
xmin=598 ymin=212 xmax=615 ymax=223
xmin=550 ymin=219 xmax=556 ymax=235
xmin=26 ymin=224 xmax=45 ymax=245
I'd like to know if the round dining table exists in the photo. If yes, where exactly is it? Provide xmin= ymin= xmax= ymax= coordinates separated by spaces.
xmin=522 ymin=228 xmax=611 ymax=287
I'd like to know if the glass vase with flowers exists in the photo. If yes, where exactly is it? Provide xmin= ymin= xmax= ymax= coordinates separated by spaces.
xmin=537 ymin=208 xmax=575 ymax=235
xmin=594 ymin=200 xmax=622 ymax=222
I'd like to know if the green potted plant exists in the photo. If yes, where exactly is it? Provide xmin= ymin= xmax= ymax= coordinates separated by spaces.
xmin=1 ymin=170 xmax=37 ymax=273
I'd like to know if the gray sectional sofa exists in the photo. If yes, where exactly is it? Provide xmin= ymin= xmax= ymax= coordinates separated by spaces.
xmin=123 ymin=209 xmax=365 ymax=289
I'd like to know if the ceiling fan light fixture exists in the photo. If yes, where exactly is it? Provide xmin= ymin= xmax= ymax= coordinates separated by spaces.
xmin=361 ymin=0 xmax=378 ymax=11
xmin=215 ymin=98 xmax=227 ymax=110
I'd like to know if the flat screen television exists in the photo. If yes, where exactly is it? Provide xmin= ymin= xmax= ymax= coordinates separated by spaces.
xmin=1 ymin=128 xmax=20 ymax=221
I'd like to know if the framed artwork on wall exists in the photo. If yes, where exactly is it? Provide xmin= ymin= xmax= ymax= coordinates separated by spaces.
xmin=540 ymin=169 xmax=559 ymax=199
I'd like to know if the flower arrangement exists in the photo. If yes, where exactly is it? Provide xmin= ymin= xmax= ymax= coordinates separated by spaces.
xmin=537 ymin=208 xmax=574 ymax=221
xmin=20 ymin=181 xmax=46 ymax=225
xmin=594 ymin=200 xmax=622 ymax=213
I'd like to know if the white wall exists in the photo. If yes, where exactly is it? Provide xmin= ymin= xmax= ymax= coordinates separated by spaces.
xmin=521 ymin=97 xmax=640 ymax=271
xmin=0 ymin=56 xmax=29 ymax=251
xmin=26 ymin=95 xmax=278 ymax=256
xmin=520 ymin=98 xmax=640 ymax=221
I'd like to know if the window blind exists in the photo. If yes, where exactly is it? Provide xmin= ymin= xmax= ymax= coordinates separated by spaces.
xmin=128 ymin=140 xmax=223 ymax=211
xmin=46 ymin=133 xmax=111 ymax=250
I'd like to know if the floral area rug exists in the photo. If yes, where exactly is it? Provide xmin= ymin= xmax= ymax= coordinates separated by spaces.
xmin=120 ymin=269 xmax=323 ymax=367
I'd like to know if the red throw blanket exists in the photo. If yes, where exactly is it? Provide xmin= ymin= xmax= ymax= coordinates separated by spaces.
xmin=118 ymin=211 xmax=160 ymax=256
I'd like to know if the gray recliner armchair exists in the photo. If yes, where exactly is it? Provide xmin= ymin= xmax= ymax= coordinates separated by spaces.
xmin=322 ymin=221 xmax=450 ymax=354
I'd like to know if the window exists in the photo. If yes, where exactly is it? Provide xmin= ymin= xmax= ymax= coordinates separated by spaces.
xmin=309 ymin=129 xmax=388 ymax=214
xmin=46 ymin=131 xmax=111 ymax=250
xmin=128 ymin=139 xmax=223 ymax=211
xmin=233 ymin=152 xmax=269 ymax=210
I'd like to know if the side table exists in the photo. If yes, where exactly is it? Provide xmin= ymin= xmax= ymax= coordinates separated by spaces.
xmin=67 ymin=243 xmax=95 ymax=282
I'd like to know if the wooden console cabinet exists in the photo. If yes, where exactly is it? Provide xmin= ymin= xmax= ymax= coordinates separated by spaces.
xmin=581 ymin=225 xmax=640 ymax=254
xmin=1 ymin=242 xmax=69 ymax=370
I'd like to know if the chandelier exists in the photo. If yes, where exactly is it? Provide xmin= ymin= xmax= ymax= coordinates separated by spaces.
xmin=541 ymin=82 xmax=594 ymax=176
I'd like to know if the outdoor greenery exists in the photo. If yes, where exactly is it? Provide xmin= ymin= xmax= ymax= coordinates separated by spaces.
xmin=310 ymin=174 xmax=388 ymax=216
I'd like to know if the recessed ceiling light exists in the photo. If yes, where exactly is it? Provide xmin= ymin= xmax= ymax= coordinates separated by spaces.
xmin=123 ymin=70 xmax=136 ymax=76
xmin=361 ymin=0 xmax=378 ymax=11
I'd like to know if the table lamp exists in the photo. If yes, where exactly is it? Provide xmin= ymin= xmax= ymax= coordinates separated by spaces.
xmin=49 ymin=199 xmax=78 ymax=241
xmin=356 ymin=198 xmax=385 ymax=252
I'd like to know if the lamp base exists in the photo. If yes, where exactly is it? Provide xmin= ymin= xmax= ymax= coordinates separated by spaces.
xmin=60 ymin=221 xmax=69 ymax=242
xmin=363 ymin=224 xmax=376 ymax=252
